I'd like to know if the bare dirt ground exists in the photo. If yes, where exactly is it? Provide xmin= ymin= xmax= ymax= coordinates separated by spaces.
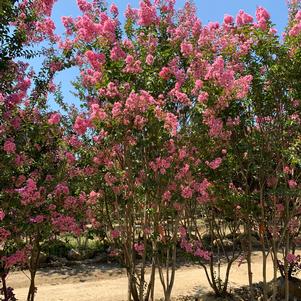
xmin=9 ymin=252 xmax=281 ymax=301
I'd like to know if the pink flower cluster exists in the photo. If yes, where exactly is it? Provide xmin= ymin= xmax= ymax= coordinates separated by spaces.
xmin=236 ymin=10 xmax=253 ymax=26
xmin=134 ymin=242 xmax=145 ymax=256
xmin=35 ymin=18 xmax=57 ymax=41
xmin=149 ymin=157 xmax=171 ymax=174
xmin=138 ymin=0 xmax=157 ymax=26
xmin=52 ymin=214 xmax=81 ymax=235
xmin=18 ymin=179 xmax=42 ymax=205
xmin=255 ymin=7 xmax=270 ymax=30
xmin=4 ymin=248 xmax=29 ymax=269
xmin=163 ymin=112 xmax=178 ymax=136
xmin=0 ymin=227 xmax=11 ymax=243
xmin=90 ymin=103 xmax=107 ymax=121
xmin=48 ymin=113 xmax=61 ymax=125
xmin=80 ymin=69 xmax=102 ymax=86
xmin=85 ymin=50 xmax=106 ymax=70
xmin=3 ymin=139 xmax=16 ymax=154
xmin=73 ymin=116 xmax=90 ymax=135
xmin=289 ymin=11 xmax=301 ymax=36
xmin=181 ymin=186 xmax=193 ymax=199
xmin=111 ymin=229 xmax=121 ymax=239
xmin=179 ymin=229 xmax=211 ymax=261
xmin=125 ymin=91 xmax=155 ymax=112
xmin=206 ymin=157 xmax=222 ymax=170
xmin=286 ymin=253 xmax=299 ymax=264
xmin=30 ymin=215 xmax=45 ymax=223
xmin=0 ymin=210 xmax=5 ymax=221
xmin=54 ymin=183 xmax=70 ymax=197
xmin=110 ymin=45 xmax=126 ymax=61
xmin=77 ymin=0 xmax=92 ymax=13
xmin=124 ymin=55 xmax=142 ymax=73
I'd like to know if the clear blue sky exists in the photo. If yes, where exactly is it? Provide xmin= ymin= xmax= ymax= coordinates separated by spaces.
xmin=48 ymin=0 xmax=289 ymax=110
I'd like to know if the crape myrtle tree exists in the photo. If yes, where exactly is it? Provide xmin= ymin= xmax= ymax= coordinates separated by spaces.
xmin=182 ymin=2 xmax=301 ymax=300
xmin=177 ymin=1 xmax=301 ymax=300
xmin=59 ymin=0 xmax=257 ymax=300
xmin=244 ymin=3 xmax=301 ymax=300
xmin=0 ymin=1 xmax=89 ymax=301
xmin=214 ymin=3 xmax=301 ymax=301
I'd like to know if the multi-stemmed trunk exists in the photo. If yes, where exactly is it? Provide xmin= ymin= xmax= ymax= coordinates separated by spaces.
xmin=157 ymin=243 xmax=177 ymax=301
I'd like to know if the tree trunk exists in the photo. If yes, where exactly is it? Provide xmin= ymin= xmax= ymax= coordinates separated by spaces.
xmin=246 ymin=224 xmax=254 ymax=300
xmin=1 ymin=273 xmax=8 ymax=300
xmin=27 ymin=239 xmax=40 ymax=301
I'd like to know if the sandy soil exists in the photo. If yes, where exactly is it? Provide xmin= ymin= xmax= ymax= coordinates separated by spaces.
xmin=9 ymin=252 xmax=283 ymax=301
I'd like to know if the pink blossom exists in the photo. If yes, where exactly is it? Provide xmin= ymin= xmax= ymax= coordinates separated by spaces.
xmin=134 ymin=115 xmax=147 ymax=129
xmin=162 ymin=191 xmax=171 ymax=201
xmin=255 ymin=7 xmax=270 ymax=30
xmin=52 ymin=214 xmax=81 ymax=235
xmin=125 ymin=5 xmax=138 ymax=20
xmin=30 ymin=215 xmax=45 ymax=223
xmin=194 ymin=248 xmax=211 ymax=261
xmin=15 ymin=175 xmax=26 ymax=187
xmin=0 ymin=210 xmax=5 ymax=221
xmin=90 ymin=103 xmax=107 ymax=121
xmin=276 ymin=204 xmax=285 ymax=214
xmin=134 ymin=243 xmax=144 ymax=256
xmin=64 ymin=196 xmax=79 ymax=209
xmin=36 ymin=18 xmax=56 ymax=40
xmin=77 ymin=0 xmax=92 ymax=12
xmin=286 ymin=253 xmax=298 ymax=264
xmin=104 ymin=172 xmax=117 ymax=186
xmin=102 ymin=19 xmax=117 ymax=42
xmin=288 ymin=179 xmax=298 ymax=189
xmin=111 ymin=229 xmax=120 ymax=239
xmin=73 ymin=116 xmax=89 ymax=135
xmin=124 ymin=55 xmax=142 ymax=73
xmin=54 ymin=183 xmax=69 ymax=197
xmin=180 ymin=42 xmax=193 ymax=57
xmin=236 ymin=10 xmax=254 ymax=26
xmin=283 ymin=166 xmax=291 ymax=174
xmin=181 ymin=186 xmax=193 ymax=199
xmin=48 ymin=112 xmax=61 ymax=125
xmin=164 ymin=112 xmax=178 ymax=136
xmin=224 ymin=14 xmax=234 ymax=25
xmin=4 ymin=249 xmax=28 ymax=268
xmin=146 ymin=54 xmax=154 ymax=65
xmin=11 ymin=117 xmax=21 ymax=129
xmin=173 ymin=202 xmax=182 ymax=211
xmin=138 ymin=1 xmax=157 ymax=26
xmin=0 ymin=228 xmax=10 ymax=243
xmin=85 ymin=50 xmax=106 ymax=70
xmin=110 ymin=3 xmax=119 ymax=16
xmin=112 ymin=102 xmax=123 ymax=117
xmin=179 ymin=148 xmax=187 ymax=160
xmin=110 ymin=45 xmax=126 ymax=61
xmin=159 ymin=67 xmax=170 ymax=80
xmin=296 ymin=10 xmax=301 ymax=21
xmin=87 ymin=191 xmax=101 ymax=205
xmin=198 ymin=91 xmax=209 ymax=103
xmin=206 ymin=157 xmax=222 ymax=170
xmin=256 ymin=7 xmax=270 ymax=22
xmin=289 ymin=23 xmax=301 ymax=36
xmin=18 ymin=178 xmax=41 ymax=205
xmin=15 ymin=154 xmax=25 ymax=167
xmin=66 ymin=152 xmax=76 ymax=164
xmin=4 ymin=139 xmax=16 ymax=154
xmin=179 ymin=226 xmax=187 ymax=238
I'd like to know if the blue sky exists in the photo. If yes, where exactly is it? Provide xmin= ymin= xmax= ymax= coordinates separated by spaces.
xmin=48 ymin=0 xmax=289 ymax=110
